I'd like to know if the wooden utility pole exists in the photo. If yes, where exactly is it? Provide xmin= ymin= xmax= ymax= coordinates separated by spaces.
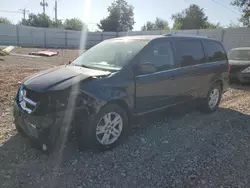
xmin=20 ymin=8 xmax=29 ymax=19
xmin=54 ymin=1 xmax=58 ymax=24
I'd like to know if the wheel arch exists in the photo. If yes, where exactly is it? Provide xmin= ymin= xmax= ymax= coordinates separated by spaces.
xmin=106 ymin=99 xmax=132 ymax=121
xmin=203 ymin=78 xmax=223 ymax=98
xmin=212 ymin=79 xmax=223 ymax=90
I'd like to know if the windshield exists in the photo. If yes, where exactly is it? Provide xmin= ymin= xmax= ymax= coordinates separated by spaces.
xmin=72 ymin=39 xmax=148 ymax=71
xmin=228 ymin=49 xmax=250 ymax=61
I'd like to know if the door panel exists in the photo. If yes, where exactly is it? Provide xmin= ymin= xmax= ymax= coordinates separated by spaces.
xmin=173 ymin=39 xmax=208 ymax=100
xmin=135 ymin=40 xmax=179 ymax=114
xmin=136 ymin=70 xmax=179 ymax=113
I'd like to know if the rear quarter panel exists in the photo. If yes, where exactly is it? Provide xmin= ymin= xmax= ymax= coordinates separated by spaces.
xmin=202 ymin=39 xmax=229 ymax=95
xmin=205 ymin=61 xmax=229 ymax=95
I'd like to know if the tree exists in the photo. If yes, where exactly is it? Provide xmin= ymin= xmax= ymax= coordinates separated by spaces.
xmin=231 ymin=0 xmax=250 ymax=27
xmin=172 ymin=22 xmax=182 ymax=30
xmin=50 ymin=19 xmax=64 ymax=28
xmin=0 ymin=17 xmax=11 ymax=24
xmin=19 ymin=13 xmax=52 ymax=28
xmin=141 ymin=21 xmax=154 ymax=31
xmin=19 ymin=13 xmax=87 ymax=30
xmin=227 ymin=21 xmax=242 ymax=28
xmin=63 ymin=18 xmax=87 ymax=31
xmin=141 ymin=17 xmax=170 ymax=31
xmin=97 ymin=0 xmax=135 ymax=32
xmin=206 ymin=22 xmax=222 ymax=29
xmin=154 ymin=18 xmax=169 ymax=30
xmin=171 ymin=4 xmax=220 ymax=30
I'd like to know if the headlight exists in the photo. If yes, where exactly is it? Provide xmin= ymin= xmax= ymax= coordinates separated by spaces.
xmin=18 ymin=85 xmax=24 ymax=102
xmin=242 ymin=66 xmax=250 ymax=73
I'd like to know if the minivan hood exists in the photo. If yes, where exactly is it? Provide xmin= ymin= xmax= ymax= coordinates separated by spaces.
xmin=23 ymin=65 xmax=111 ymax=91
xmin=229 ymin=60 xmax=250 ymax=66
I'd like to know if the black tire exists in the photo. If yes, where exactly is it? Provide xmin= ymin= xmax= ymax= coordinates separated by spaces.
xmin=200 ymin=83 xmax=222 ymax=113
xmin=15 ymin=123 xmax=27 ymax=138
xmin=77 ymin=104 xmax=128 ymax=151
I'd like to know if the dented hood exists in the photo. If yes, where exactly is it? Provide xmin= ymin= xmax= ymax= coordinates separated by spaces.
xmin=23 ymin=65 xmax=111 ymax=91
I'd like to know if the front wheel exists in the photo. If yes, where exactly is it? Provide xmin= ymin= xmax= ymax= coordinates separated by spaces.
xmin=200 ymin=83 xmax=222 ymax=113
xmin=77 ymin=104 xmax=128 ymax=151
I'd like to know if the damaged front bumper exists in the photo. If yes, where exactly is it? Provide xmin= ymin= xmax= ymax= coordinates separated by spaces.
xmin=13 ymin=99 xmax=90 ymax=152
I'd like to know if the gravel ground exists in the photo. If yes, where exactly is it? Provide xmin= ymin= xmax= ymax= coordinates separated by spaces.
xmin=1 ymin=49 xmax=250 ymax=188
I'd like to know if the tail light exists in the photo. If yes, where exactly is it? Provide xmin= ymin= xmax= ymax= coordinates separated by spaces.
xmin=228 ymin=63 xmax=231 ymax=73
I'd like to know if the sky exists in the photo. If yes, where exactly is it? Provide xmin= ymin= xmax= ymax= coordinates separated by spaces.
xmin=0 ymin=0 xmax=241 ymax=31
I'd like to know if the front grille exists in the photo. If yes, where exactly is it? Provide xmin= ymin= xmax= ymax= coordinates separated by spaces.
xmin=24 ymin=87 xmax=48 ymax=115
xmin=25 ymin=89 xmax=45 ymax=102
xmin=23 ymin=87 xmax=74 ymax=115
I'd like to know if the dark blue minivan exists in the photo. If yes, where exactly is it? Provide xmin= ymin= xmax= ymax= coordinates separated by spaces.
xmin=13 ymin=34 xmax=229 ymax=151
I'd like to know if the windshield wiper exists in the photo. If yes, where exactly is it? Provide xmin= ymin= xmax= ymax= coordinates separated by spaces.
xmin=72 ymin=64 xmax=94 ymax=69
xmin=81 ymin=65 xmax=93 ymax=69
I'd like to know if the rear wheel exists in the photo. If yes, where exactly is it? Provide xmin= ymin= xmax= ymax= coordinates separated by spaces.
xmin=200 ymin=83 xmax=222 ymax=113
xmin=77 ymin=104 xmax=128 ymax=151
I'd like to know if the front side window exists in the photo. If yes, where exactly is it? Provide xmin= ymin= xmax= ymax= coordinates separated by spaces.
xmin=72 ymin=39 xmax=148 ymax=71
xmin=139 ymin=41 xmax=175 ymax=73
xmin=175 ymin=40 xmax=205 ymax=67
xmin=203 ymin=40 xmax=227 ymax=62
xmin=228 ymin=49 xmax=250 ymax=61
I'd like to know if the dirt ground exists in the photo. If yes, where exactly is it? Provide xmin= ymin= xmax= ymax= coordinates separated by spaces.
xmin=1 ymin=48 xmax=250 ymax=187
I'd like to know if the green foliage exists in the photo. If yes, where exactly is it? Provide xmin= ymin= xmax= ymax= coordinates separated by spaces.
xmin=227 ymin=21 xmax=242 ymax=28
xmin=0 ymin=17 xmax=11 ymax=24
xmin=98 ymin=0 xmax=135 ymax=32
xmin=172 ymin=22 xmax=182 ymax=30
xmin=141 ymin=17 xmax=170 ymax=31
xmin=63 ymin=18 xmax=86 ymax=31
xmin=141 ymin=21 xmax=155 ymax=31
xmin=206 ymin=22 xmax=223 ymax=29
xmin=231 ymin=0 xmax=250 ymax=27
xmin=19 ymin=13 xmax=52 ymax=28
xmin=50 ymin=20 xmax=64 ymax=28
xmin=171 ymin=4 xmax=221 ymax=30
xmin=19 ymin=13 xmax=87 ymax=31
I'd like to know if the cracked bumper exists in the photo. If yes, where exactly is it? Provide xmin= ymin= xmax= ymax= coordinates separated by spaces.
xmin=13 ymin=99 xmax=90 ymax=151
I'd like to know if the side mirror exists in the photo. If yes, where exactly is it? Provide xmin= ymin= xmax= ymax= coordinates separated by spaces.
xmin=67 ymin=60 xmax=72 ymax=65
xmin=138 ymin=62 xmax=157 ymax=75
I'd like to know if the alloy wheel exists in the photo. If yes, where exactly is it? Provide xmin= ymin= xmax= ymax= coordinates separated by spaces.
xmin=96 ymin=112 xmax=123 ymax=145
xmin=208 ymin=88 xmax=220 ymax=109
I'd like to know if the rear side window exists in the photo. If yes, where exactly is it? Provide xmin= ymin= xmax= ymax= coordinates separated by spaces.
xmin=203 ymin=40 xmax=227 ymax=62
xmin=175 ymin=40 xmax=205 ymax=67
xmin=140 ymin=41 xmax=175 ymax=72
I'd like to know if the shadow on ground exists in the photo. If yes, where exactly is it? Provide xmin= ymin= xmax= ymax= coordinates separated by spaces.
xmin=1 ymin=106 xmax=250 ymax=188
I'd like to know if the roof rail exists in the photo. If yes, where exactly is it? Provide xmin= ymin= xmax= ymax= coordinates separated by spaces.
xmin=163 ymin=33 xmax=209 ymax=38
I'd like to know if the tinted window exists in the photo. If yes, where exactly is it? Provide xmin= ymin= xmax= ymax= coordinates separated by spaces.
xmin=203 ymin=40 xmax=227 ymax=62
xmin=175 ymin=40 xmax=205 ymax=67
xmin=140 ymin=41 xmax=175 ymax=72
